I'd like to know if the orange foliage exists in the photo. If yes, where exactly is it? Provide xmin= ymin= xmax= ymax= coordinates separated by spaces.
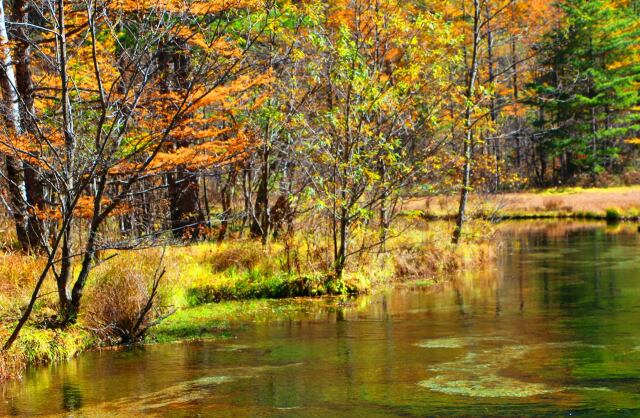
xmin=113 ymin=0 xmax=261 ymax=14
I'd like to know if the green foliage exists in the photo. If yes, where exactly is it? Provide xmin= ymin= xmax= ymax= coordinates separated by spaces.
xmin=186 ymin=272 xmax=359 ymax=305
xmin=527 ymin=0 xmax=640 ymax=178
xmin=12 ymin=327 xmax=92 ymax=367
xmin=605 ymin=207 xmax=622 ymax=222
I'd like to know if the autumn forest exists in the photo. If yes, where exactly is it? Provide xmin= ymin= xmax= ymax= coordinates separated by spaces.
xmin=0 ymin=0 xmax=639 ymax=413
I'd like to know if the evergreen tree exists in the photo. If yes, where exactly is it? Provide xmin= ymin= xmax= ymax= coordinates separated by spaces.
xmin=528 ymin=0 xmax=640 ymax=181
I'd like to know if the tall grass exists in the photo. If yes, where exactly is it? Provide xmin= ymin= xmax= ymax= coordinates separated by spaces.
xmin=84 ymin=258 xmax=166 ymax=344
xmin=143 ymin=218 xmax=496 ymax=307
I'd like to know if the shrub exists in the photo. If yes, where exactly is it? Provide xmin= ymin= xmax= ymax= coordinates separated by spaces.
xmin=576 ymin=211 xmax=600 ymax=219
xmin=622 ymin=170 xmax=640 ymax=186
xmin=207 ymin=242 xmax=266 ymax=272
xmin=627 ymin=208 xmax=640 ymax=219
xmin=605 ymin=208 xmax=622 ymax=222
xmin=85 ymin=261 xmax=167 ymax=344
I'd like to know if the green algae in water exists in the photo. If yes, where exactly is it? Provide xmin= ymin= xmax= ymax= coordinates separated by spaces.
xmin=418 ymin=344 xmax=557 ymax=398
xmin=416 ymin=337 xmax=471 ymax=348
xmin=416 ymin=336 xmax=511 ymax=349
xmin=101 ymin=363 xmax=304 ymax=413
xmin=106 ymin=375 xmax=237 ymax=411
xmin=214 ymin=344 xmax=251 ymax=352
xmin=190 ymin=375 xmax=237 ymax=386
xmin=418 ymin=341 xmax=619 ymax=398
xmin=419 ymin=376 xmax=553 ymax=398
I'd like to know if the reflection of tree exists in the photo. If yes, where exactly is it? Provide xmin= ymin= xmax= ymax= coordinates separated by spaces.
xmin=62 ymin=383 xmax=84 ymax=412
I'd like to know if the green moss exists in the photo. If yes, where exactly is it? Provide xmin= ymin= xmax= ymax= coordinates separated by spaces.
xmin=0 ymin=325 xmax=94 ymax=380
xmin=626 ymin=208 xmax=640 ymax=219
xmin=185 ymin=272 xmax=361 ymax=306
xmin=536 ymin=186 xmax=640 ymax=196
xmin=537 ymin=186 xmax=585 ymax=196
xmin=151 ymin=297 xmax=359 ymax=343
xmin=410 ymin=279 xmax=436 ymax=288
xmin=18 ymin=327 xmax=92 ymax=364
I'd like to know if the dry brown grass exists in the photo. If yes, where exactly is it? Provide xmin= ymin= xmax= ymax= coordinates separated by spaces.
xmin=0 ymin=349 xmax=25 ymax=382
xmin=204 ymin=241 xmax=268 ymax=272
xmin=404 ymin=186 xmax=640 ymax=217
xmin=0 ymin=252 xmax=51 ymax=324
xmin=389 ymin=220 xmax=496 ymax=280
xmin=84 ymin=256 xmax=167 ymax=344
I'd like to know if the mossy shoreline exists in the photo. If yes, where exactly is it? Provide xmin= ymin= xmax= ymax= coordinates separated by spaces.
xmin=0 ymin=220 xmax=494 ymax=382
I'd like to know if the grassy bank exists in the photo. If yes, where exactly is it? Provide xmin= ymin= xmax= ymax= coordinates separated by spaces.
xmin=0 ymin=219 xmax=494 ymax=381
xmin=405 ymin=186 xmax=640 ymax=221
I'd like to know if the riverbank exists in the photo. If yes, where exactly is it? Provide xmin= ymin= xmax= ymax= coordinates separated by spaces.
xmin=0 ymin=219 xmax=494 ymax=382
xmin=4 ymin=220 xmax=640 ymax=416
xmin=405 ymin=186 xmax=640 ymax=221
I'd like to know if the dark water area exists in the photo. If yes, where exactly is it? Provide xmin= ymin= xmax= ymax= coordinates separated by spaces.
xmin=2 ymin=221 xmax=640 ymax=417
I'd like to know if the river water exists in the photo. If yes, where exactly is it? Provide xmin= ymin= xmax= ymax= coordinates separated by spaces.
xmin=2 ymin=221 xmax=640 ymax=417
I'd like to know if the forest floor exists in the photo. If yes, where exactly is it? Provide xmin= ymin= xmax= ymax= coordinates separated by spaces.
xmin=0 ymin=219 xmax=494 ymax=382
xmin=404 ymin=185 xmax=640 ymax=221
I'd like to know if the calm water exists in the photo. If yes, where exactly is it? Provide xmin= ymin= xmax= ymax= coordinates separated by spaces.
xmin=2 ymin=221 xmax=640 ymax=417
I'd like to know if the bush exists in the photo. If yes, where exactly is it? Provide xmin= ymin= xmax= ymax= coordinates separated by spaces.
xmin=605 ymin=208 xmax=622 ymax=222
xmin=622 ymin=170 xmax=640 ymax=186
xmin=207 ymin=242 xmax=266 ymax=272
xmin=85 ymin=261 xmax=167 ymax=344
xmin=576 ymin=211 xmax=600 ymax=219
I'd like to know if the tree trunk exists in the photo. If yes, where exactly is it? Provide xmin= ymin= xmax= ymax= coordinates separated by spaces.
xmin=12 ymin=0 xmax=46 ymax=250
xmin=378 ymin=161 xmax=389 ymax=252
xmin=334 ymin=208 xmax=349 ymax=280
xmin=57 ymin=229 xmax=72 ymax=315
xmin=453 ymin=0 xmax=480 ymax=245
xmin=0 ymin=0 xmax=31 ymax=250
xmin=485 ymin=4 xmax=500 ymax=192
xmin=168 ymin=168 xmax=204 ymax=240
xmin=251 ymin=164 xmax=269 ymax=241
xmin=217 ymin=172 xmax=233 ymax=242
xmin=240 ymin=163 xmax=252 ymax=237
xmin=251 ymin=125 xmax=270 ymax=244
